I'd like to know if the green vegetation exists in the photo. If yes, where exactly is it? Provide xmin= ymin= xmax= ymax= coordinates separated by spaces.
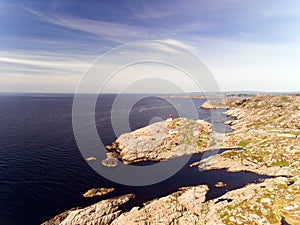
xmin=271 ymin=160 xmax=289 ymax=167
xmin=217 ymin=180 xmax=300 ymax=225
xmin=182 ymin=139 xmax=192 ymax=145
xmin=237 ymin=141 xmax=250 ymax=147
xmin=197 ymin=140 xmax=203 ymax=147
xmin=235 ymin=98 xmax=248 ymax=106
xmin=167 ymin=118 xmax=210 ymax=148
xmin=281 ymin=96 xmax=289 ymax=102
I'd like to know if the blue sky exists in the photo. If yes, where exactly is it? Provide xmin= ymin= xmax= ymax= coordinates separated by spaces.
xmin=1 ymin=0 xmax=300 ymax=93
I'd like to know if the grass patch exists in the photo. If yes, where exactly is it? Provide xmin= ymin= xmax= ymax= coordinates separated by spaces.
xmin=238 ymin=141 xmax=250 ymax=147
xmin=197 ymin=140 xmax=203 ymax=146
xmin=182 ymin=139 xmax=192 ymax=145
xmin=271 ymin=160 xmax=290 ymax=167
xmin=281 ymin=96 xmax=289 ymax=102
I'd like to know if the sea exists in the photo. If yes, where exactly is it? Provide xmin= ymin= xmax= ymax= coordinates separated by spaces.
xmin=0 ymin=94 xmax=270 ymax=225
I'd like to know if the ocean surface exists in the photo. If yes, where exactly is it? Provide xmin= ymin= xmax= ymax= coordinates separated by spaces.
xmin=0 ymin=94 xmax=269 ymax=225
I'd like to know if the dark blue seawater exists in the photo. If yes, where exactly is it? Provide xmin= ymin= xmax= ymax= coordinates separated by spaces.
xmin=0 ymin=94 xmax=269 ymax=225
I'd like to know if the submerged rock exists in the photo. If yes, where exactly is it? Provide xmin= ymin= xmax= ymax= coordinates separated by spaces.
xmin=101 ymin=152 xmax=118 ymax=167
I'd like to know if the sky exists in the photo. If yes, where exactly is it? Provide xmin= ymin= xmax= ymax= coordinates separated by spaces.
xmin=1 ymin=0 xmax=300 ymax=93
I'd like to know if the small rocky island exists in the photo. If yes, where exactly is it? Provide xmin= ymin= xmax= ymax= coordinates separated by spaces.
xmin=43 ymin=94 xmax=300 ymax=225
xmin=83 ymin=187 xmax=115 ymax=198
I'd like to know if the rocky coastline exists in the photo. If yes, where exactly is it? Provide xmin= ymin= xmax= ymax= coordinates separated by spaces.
xmin=42 ymin=194 xmax=135 ymax=225
xmin=42 ymin=177 xmax=300 ymax=225
xmin=42 ymin=94 xmax=300 ymax=224
xmin=192 ymin=95 xmax=300 ymax=177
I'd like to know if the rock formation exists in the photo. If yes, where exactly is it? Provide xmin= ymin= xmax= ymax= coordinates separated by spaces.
xmin=85 ymin=157 xmax=96 ymax=161
xmin=113 ymin=118 xmax=211 ymax=164
xmin=41 ymin=194 xmax=134 ymax=225
xmin=111 ymin=185 xmax=208 ymax=225
xmin=201 ymin=100 xmax=228 ymax=109
xmin=101 ymin=152 xmax=118 ymax=167
xmin=42 ymin=177 xmax=300 ymax=224
xmin=83 ymin=187 xmax=115 ymax=198
xmin=192 ymin=95 xmax=300 ymax=177
xmin=215 ymin=181 xmax=227 ymax=188
xmin=43 ymin=95 xmax=300 ymax=225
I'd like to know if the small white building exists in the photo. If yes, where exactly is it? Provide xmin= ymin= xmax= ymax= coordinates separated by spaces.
xmin=166 ymin=114 xmax=173 ymax=122
xmin=168 ymin=129 xmax=179 ymax=134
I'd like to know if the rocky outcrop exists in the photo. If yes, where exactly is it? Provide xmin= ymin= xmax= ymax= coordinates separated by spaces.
xmin=215 ymin=181 xmax=227 ymax=187
xmin=201 ymin=100 xmax=228 ymax=109
xmin=101 ymin=152 xmax=118 ymax=167
xmin=85 ymin=157 xmax=96 ymax=161
xmin=113 ymin=177 xmax=300 ymax=225
xmin=111 ymin=185 xmax=209 ymax=225
xmin=41 ymin=194 xmax=134 ymax=225
xmin=42 ymin=95 xmax=300 ymax=225
xmin=83 ymin=187 xmax=115 ymax=198
xmin=191 ymin=95 xmax=300 ymax=177
xmin=113 ymin=118 xmax=212 ymax=164
xmin=203 ymin=176 xmax=300 ymax=225
xmin=43 ymin=177 xmax=300 ymax=225
xmin=196 ymin=153 xmax=292 ymax=176
xmin=225 ymin=94 xmax=300 ymax=130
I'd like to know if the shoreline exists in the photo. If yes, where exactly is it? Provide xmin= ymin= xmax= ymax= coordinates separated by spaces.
xmin=43 ymin=94 xmax=300 ymax=224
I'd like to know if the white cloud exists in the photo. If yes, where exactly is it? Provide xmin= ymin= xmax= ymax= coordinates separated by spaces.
xmin=0 ymin=51 xmax=95 ymax=92
xmin=2 ymin=2 xmax=300 ymax=93
xmin=162 ymin=39 xmax=196 ymax=52
xmin=22 ymin=6 xmax=160 ymax=43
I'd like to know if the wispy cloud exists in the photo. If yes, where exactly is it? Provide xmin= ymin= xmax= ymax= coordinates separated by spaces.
xmin=127 ymin=1 xmax=183 ymax=19
xmin=0 ymin=51 xmax=93 ymax=73
xmin=22 ymin=6 xmax=164 ymax=44
xmin=1 ymin=1 xmax=300 ymax=92
xmin=0 ymin=50 xmax=94 ymax=92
